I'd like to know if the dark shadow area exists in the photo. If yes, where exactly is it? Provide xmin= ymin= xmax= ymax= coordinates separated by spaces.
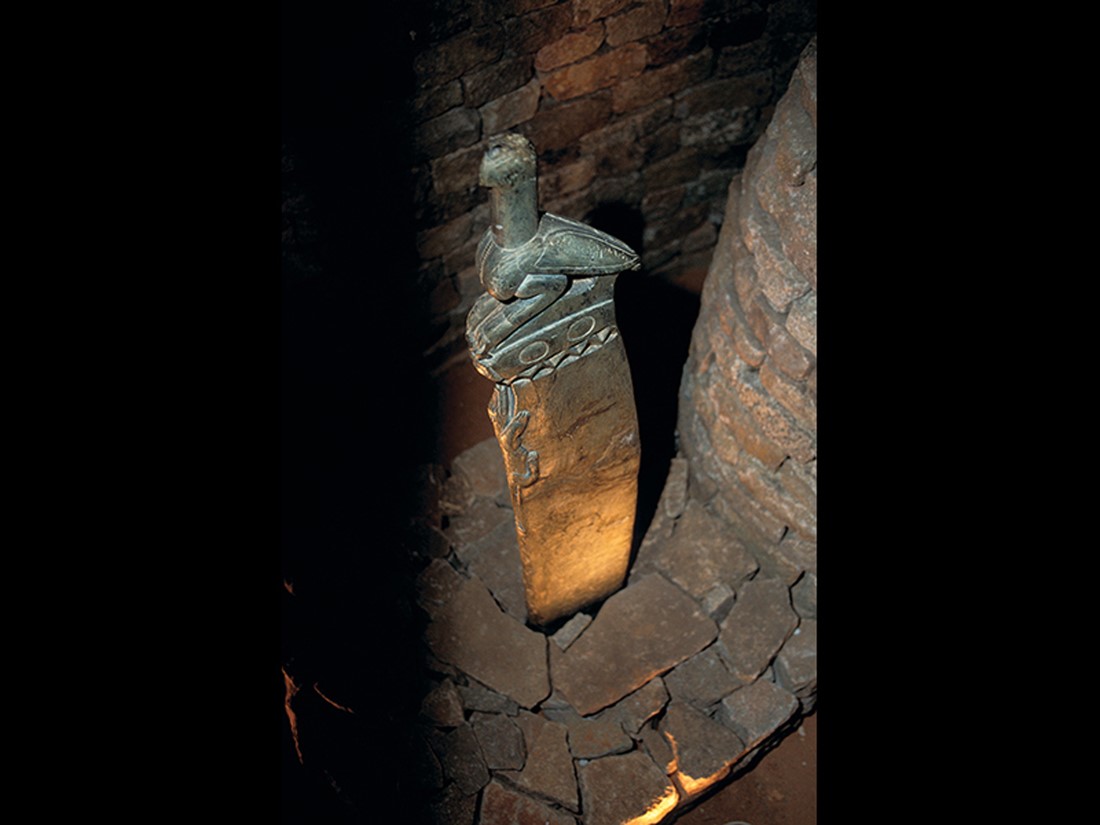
xmin=585 ymin=203 xmax=701 ymax=558
xmin=281 ymin=2 xmax=434 ymax=822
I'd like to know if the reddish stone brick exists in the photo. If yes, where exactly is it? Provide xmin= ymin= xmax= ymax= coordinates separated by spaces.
xmin=535 ymin=22 xmax=605 ymax=72
xmin=674 ymin=71 xmax=772 ymax=118
xmin=759 ymin=359 xmax=814 ymax=433
xmin=733 ymin=362 xmax=815 ymax=464
xmin=431 ymin=141 xmax=487 ymax=196
xmin=413 ymin=25 xmax=504 ymax=89
xmin=642 ymin=146 xmax=702 ymax=190
xmin=411 ymin=79 xmax=464 ymax=124
xmin=710 ymin=467 xmax=789 ymax=546
xmin=641 ymin=185 xmax=685 ymax=221
xmin=682 ymin=219 xmax=717 ymax=253
xmin=735 ymin=460 xmax=816 ymax=541
xmin=606 ymin=0 xmax=668 ymax=47
xmin=538 ymin=155 xmax=598 ymax=202
xmin=518 ymin=92 xmax=611 ymax=153
xmin=414 ymin=106 xmax=481 ymax=161
xmin=574 ymin=0 xmax=633 ymax=27
xmin=416 ymin=211 xmax=474 ymax=260
xmin=481 ymin=77 xmax=541 ymax=135
xmin=463 ymin=54 xmax=534 ymax=108
xmin=503 ymin=2 xmax=574 ymax=55
xmin=667 ymin=0 xmax=706 ymax=28
xmin=784 ymin=289 xmax=816 ymax=357
xmin=645 ymin=22 xmax=708 ymax=67
xmin=766 ymin=322 xmax=815 ymax=383
xmin=613 ymin=48 xmax=714 ymax=113
xmin=543 ymin=42 xmax=647 ymax=101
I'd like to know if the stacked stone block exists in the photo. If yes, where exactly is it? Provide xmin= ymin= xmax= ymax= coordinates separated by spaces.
xmin=676 ymin=34 xmax=816 ymax=593
xmin=409 ymin=0 xmax=817 ymax=365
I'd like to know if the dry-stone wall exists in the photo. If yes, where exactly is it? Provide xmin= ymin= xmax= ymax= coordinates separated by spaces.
xmin=410 ymin=0 xmax=817 ymax=365
xmin=676 ymin=34 xmax=816 ymax=597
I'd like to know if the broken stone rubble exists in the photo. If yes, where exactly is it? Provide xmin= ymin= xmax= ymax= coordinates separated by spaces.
xmin=409 ymin=436 xmax=816 ymax=824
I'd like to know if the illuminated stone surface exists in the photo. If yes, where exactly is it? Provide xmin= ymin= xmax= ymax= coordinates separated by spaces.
xmin=716 ymin=678 xmax=799 ymax=750
xmin=577 ymin=750 xmax=679 ymax=825
xmin=664 ymin=646 xmax=741 ymax=710
xmin=658 ymin=702 xmax=747 ymax=798
xmin=440 ymin=723 xmax=491 ymax=795
xmin=425 ymin=576 xmax=550 ymax=708
xmin=553 ymin=573 xmax=717 ymax=715
xmin=471 ymin=711 xmax=526 ymax=771
xmin=716 ymin=576 xmax=799 ymax=684
xmin=478 ymin=779 xmax=577 ymax=825
xmin=639 ymin=724 xmax=676 ymax=775
xmin=499 ymin=712 xmax=579 ymax=811
xmin=450 ymin=436 xmax=509 ymax=502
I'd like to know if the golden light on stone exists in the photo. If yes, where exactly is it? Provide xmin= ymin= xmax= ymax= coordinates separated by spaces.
xmin=664 ymin=730 xmax=733 ymax=798
xmin=622 ymin=785 xmax=680 ymax=825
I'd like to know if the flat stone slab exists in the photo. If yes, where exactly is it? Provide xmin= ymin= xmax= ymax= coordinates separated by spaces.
xmin=471 ymin=711 xmax=526 ymax=771
xmin=577 ymin=750 xmax=680 ymax=825
xmin=439 ymin=723 xmax=490 ymax=795
xmin=451 ymin=437 xmax=508 ymax=502
xmin=429 ymin=780 xmax=478 ymax=825
xmin=448 ymin=496 xmax=513 ymax=549
xmin=716 ymin=678 xmax=799 ymax=750
xmin=454 ymin=517 xmax=528 ymax=622
xmin=542 ymin=704 xmax=634 ymax=759
xmin=553 ymin=573 xmax=718 ymax=715
xmin=716 ymin=577 xmax=799 ymax=684
xmin=659 ymin=702 xmax=747 ymax=799
xmin=479 ymin=779 xmax=577 ymax=825
xmin=458 ymin=678 xmax=519 ymax=717
xmin=652 ymin=500 xmax=759 ymax=599
xmin=425 ymin=576 xmax=550 ymax=708
xmin=499 ymin=712 xmax=579 ymax=812
xmin=551 ymin=611 xmax=593 ymax=650
xmin=419 ymin=678 xmax=465 ymax=727
xmin=603 ymin=677 xmax=670 ymax=735
xmin=664 ymin=646 xmax=741 ymax=710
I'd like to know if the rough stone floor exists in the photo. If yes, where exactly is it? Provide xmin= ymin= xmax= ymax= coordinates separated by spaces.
xmin=414 ymin=361 xmax=817 ymax=825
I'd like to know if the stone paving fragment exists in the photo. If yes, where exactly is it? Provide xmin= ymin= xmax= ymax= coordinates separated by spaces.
xmin=420 ymin=678 xmax=466 ymax=727
xmin=664 ymin=646 xmax=741 ymax=709
xmin=478 ymin=779 xmax=577 ymax=825
xmin=471 ymin=711 xmax=526 ymax=770
xmin=451 ymin=437 xmax=508 ymax=502
xmin=716 ymin=678 xmax=799 ymax=750
xmin=542 ymin=704 xmax=634 ymax=759
xmin=448 ymin=496 xmax=513 ymax=549
xmin=603 ymin=676 xmax=671 ymax=735
xmin=458 ymin=678 xmax=520 ymax=716
xmin=553 ymin=573 xmax=718 ymax=715
xmin=716 ymin=577 xmax=799 ymax=684
xmin=439 ymin=723 xmax=491 ymax=795
xmin=659 ymin=702 xmax=747 ymax=799
xmin=774 ymin=619 xmax=817 ymax=706
xmin=701 ymin=582 xmax=735 ymax=619
xmin=639 ymin=723 xmax=676 ymax=775
xmin=454 ymin=518 xmax=527 ymax=621
xmin=577 ymin=750 xmax=680 ymax=825
xmin=551 ymin=611 xmax=593 ymax=650
xmin=429 ymin=780 xmax=478 ymax=825
xmin=416 ymin=558 xmax=465 ymax=612
xmin=425 ymin=576 xmax=550 ymax=708
xmin=653 ymin=500 xmax=759 ymax=599
xmin=499 ymin=712 xmax=579 ymax=811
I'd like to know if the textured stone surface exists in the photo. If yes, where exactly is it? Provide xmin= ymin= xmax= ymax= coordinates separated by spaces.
xmin=791 ymin=570 xmax=816 ymax=618
xmin=439 ymin=723 xmax=491 ymax=794
xmin=448 ymin=495 xmax=513 ymax=550
xmin=664 ymin=646 xmax=741 ymax=709
xmin=451 ymin=437 xmax=508 ymax=500
xmin=479 ymin=779 xmax=577 ymax=825
xmin=535 ymin=23 xmax=605 ymax=71
xmin=420 ymin=678 xmax=466 ymax=727
xmin=453 ymin=518 xmax=527 ymax=622
xmin=414 ymin=106 xmax=481 ymax=161
xmin=716 ymin=678 xmax=799 ymax=749
xmin=481 ymin=77 xmax=541 ymax=135
xmin=553 ymin=574 xmax=717 ymax=715
xmin=602 ymin=676 xmax=670 ymax=735
xmin=613 ymin=48 xmax=714 ymax=113
xmin=425 ymin=576 xmax=549 ymax=708
xmin=605 ymin=0 xmax=667 ymax=47
xmin=652 ymin=499 xmax=759 ymax=598
xmin=458 ymin=679 xmax=520 ymax=717
xmin=543 ymin=43 xmax=647 ymax=102
xmin=551 ymin=611 xmax=592 ymax=650
xmin=717 ymin=577 xmax=799 ymax=684
xmin=577 ymin=750 xmax=680 ymax=825
xmin=471 ymin=711 xmax=526 ymax=770
xmin=430 ymin=781 xmax=478 ymax=825
xmin=416 ymin=558 xmax=465 ymax=612
xmin=573 ymin=0 xmax=632 ymax=27
xmin=542 ymin=705 xmax=633 ymax=759
xmin=659 ymin=701 xmax=747 ymax=798
xmin=639 ymin=722 xmax=677 ymax=775
xmin=774 ymin=619 xmax=816 ymax=703
xmin=499 ymin=712 xmax=578 ymax=811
